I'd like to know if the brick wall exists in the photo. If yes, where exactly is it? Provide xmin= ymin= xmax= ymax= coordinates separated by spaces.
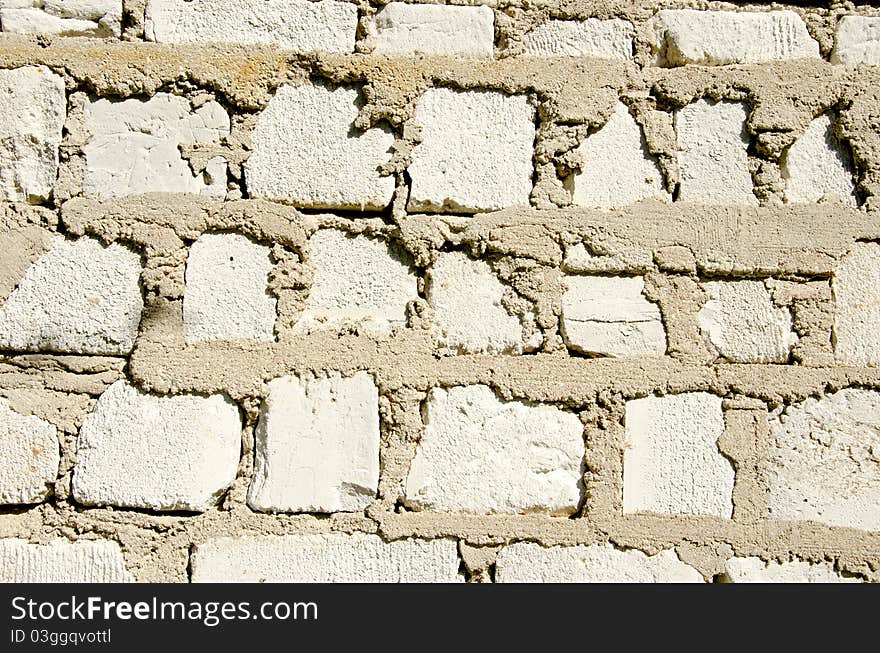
xmin=1 ymin=0 xmax=879 ymax=583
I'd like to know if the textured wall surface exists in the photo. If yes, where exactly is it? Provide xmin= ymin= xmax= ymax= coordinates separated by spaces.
xmin=1 ymin=0 xmax=880 ymax=583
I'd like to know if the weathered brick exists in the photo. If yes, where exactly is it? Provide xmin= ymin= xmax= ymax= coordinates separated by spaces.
xmin=561 ymin=275 xmax=666 ymax=357
xmin=249 ymin=372 xmax=379 ymax=513
xmin=72 ymin=381 xmax=241 ymax=512
xmin=368 ymin=4 xmax=494 ymax=58
xmin=769 ymin=388 xmax=880 ymax=532
xmin=0 ymin=236 xmax=143 ymax=355
xmin=0 ymin=66 xmax=65 ymax=203
xmin=247 ymin=84 xmax=395 ymax=210
xmin=522 ymin=18 xmax=634 ymax=59
xmin=191 ymin=534 xmax=463 ymax=582
xmin=427 ymin=251 xmax=540 ymax=354
xmin=83 ymin=93 xmax=229 ymax=198
xmin=408 ymin=88 xmax=535 ymax=213
xmin=404 ymin=385 xmax=584 ymax=514
xmin=184 ymin=232 xmax=276 ymax=343
xmin=0 ymin=0 xmax=121 ymax=37
xmin=496 ymin=543 xmax=704 ymax=582
xmin=145 ymin=0 xmax=356 ymax=52
xmin=293 ymin=229 xmax=418 ymax=336
xmin=624 ymin=393 xmax=733 ymax=517
xmin=571 ymin=102 xmax=669 ymax=208
xmin=0 ymin=538 xmax=133 ymax=582
xmin=0 ymin=397 xmax=58 ymax=505
xmin=698 ymin=279 xmax=797 ymax=363
xmin=652 ymin=9 xmax=819 ymax=66
xmin=676 ymin=99 xmax=755 ymax=204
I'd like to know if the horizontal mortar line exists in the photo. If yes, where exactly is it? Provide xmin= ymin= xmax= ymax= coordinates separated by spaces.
xmin=0 ymin=38 xmax=876 ymax=98
xmin=5 ymin=505 xmax=876 ymax=558
xmin=127 ymin=339 xmax=880 ymax=400
xmin=377 ymin=510 xmax=880 ymax=549
xmin=58 ymin=195 xmax=880 ymax=254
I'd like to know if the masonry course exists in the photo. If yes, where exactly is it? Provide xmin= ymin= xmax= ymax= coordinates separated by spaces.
xmin=0 ymin=1 xmax=879 ymax=585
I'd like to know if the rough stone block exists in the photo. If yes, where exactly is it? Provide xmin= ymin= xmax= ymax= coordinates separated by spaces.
xmin=698 ymin=279 xmax=797 ymax=363
xmin=769 ymin=388 xmax=880 ymax=531
xmin=0 ymin=0 xmax=121 ymax=37
xmin=0 ymin=397 xmax=58 ymax=505
xmin=652 ymin=9 xmax=819 ymax=65
xmin=83 ymin=93 xmax=229 ymax=198
xmin=0 ymin=538 xmax=133 ymax=582
xmin=0 ymin=66 xmax=65 ymax=203
xmin=833 ymin=243 xmax=880 ymax=366
xmin=404 ymin=385 xmax=584 ymax=514
xmin=247 ymin=84 xmax=395 ymax=210
xmin=249 ymin=372 xmax=380 ymax=513
xmin=782 ymin=114 xmax=856 ymax=205
xmin=72 ymin=381 xmax=241 ymax=512
xmin=191 ymin=533 xmax=463 ymax=582
xmin=624 ymin=392 xmax=733 ymax=517
xmin=495 ymin=543 xmax=704 ymax=582
xmin=832 ymin=16 xmax=880 ymax=65
xmin=408 ymin=88 xmax=534 ymax=213
xmin=522 ymin=18 xmax=634 ymax=59
xmin=293 ymin=229 xmax=417 ymax=336
xmin=427 ymin=251 xmax=539 ymax=354
xmin=145 ymin=0 xmax=356 ymax=52
xmin=183 ymin=232 xmax=276 ymax=343
xmin=676 ymin=99 xmax=755 ymax=204
xmin=571 ymin=102 xmax=669 ymax=208
xmin=0 ymin=236 xmax=143 ymax=355
xmin=369 ymin=4 xmax=493 ymax=58
xmin=561 ymin=275 xmax=666 ymax=357
xmin=723 ymin=556 xmax=861 ymax=582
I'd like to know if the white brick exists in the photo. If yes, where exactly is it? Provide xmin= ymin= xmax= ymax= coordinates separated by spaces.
xmin=249 ymin=372 xmax=379 ymax=513
xmin=698 ymin=280 xmax=797 ymax=363
xmin=83 ymin=93 xmax=229 ymax=198
xmin=0 ymin=397 xmax=58 ymax=505
xmin=369 ymin=4 xmax=493 ymax=59
xmin=676 ymin=99 xmax=755 ymax=205
xmin=184 ymin=232 xmax=276 ymax=343
xmin=247 ymin=84 xmax=395 ymax=210
xmin=561 ymin=275 xmax=666 ymax=357
xmin=768 ymin=388 xmax=880 ymax=532
xmin=0 ymin=538 xmax=133 ymax=582
xmin=624 ymin=392 xmax=733 ymax=517
xmin=191 ymin=533 xmax=462 ymax=582
xmin=833 ymin=243 xmax=880 ymax=366
xmin=1 ymin=1 xmax=121 ymax=37
xmin=404 ymin=385 xmax=583 ymax=514
xmin=522 ymin=18 xmax=634 ymax=59
xmin=782 ymin=114 xmax=856 ymax=205
xmin=724 ymin=557 xmax=861 ymax=583
xmin=571 ymin=102 xmax=669 ymax=208
xmin=145 ymin=0 xmax=356 ymax=52
xmin=496 ymin=543 xmax=703 ymax=583
xmin=652 ymin=9 xmax=819 ymax=66
xmin=428 ymin=251 xmax=539 ymax=354
xmin=72 ymin=381 xmax=241 ymax=512
xmin=408 ymin=88 xmax=534 ymax=213
xmin=294 ymin=229 xmax=417 ymax=337
xmin=0 ymin=236 xmax=143 ymax=355
xmin=832 ymin=16 xmax=880 ymax=65
xmin=0 ymin=66 xmax=65 ymax=203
